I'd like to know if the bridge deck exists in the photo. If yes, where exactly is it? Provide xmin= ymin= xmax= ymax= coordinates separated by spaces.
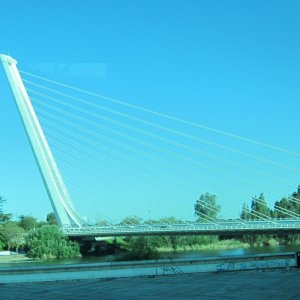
xmin=62 ymin=220 xmax=300 ymax=237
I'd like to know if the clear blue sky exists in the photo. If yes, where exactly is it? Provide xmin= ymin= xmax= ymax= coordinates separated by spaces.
xmin=0 ymin=0 xmax=300 ymax=222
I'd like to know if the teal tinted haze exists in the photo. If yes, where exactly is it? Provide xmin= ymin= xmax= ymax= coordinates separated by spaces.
xmin=0 ymin=0 xmax=300 ymax=222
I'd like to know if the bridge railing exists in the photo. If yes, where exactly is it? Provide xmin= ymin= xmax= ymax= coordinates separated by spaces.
xmin=61 ymin=219 xmax=300 ymax=237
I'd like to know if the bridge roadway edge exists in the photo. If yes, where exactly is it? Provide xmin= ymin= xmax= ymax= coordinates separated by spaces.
xmin=62 ymin=220 xmax=300 ymax=238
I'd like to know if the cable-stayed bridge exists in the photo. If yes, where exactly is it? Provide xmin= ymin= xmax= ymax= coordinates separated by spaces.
xmin=1 ymin=54 xmax=300 ymax=237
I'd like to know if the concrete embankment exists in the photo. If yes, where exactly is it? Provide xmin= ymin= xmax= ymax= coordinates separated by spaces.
xmin=0 ymin=252 xmax=297 ymax=283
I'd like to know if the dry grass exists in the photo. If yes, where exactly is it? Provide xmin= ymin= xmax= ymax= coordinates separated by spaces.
xmin=0 ymin=254 xmax=31 ymax=263
xmin=157 ymin=239 xmax=249 ymax=252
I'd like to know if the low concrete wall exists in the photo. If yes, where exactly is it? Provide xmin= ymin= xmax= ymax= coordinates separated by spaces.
xmin=0 ymin=252 xmax=297 ymax=283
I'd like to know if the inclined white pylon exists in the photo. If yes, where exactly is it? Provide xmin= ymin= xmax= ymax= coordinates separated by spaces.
xmin=0 ymin=54 xmax=85 ymax=227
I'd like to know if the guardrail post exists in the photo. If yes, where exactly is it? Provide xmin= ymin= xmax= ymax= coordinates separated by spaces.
xmin=296 ymin=252 xmax=300 ymax=268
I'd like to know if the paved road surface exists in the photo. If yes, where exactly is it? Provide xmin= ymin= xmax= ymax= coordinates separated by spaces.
xmin=0 ymin=268 xmax=299 ymax=299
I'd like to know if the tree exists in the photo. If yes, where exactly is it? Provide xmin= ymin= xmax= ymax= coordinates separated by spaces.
xmin=273 ymin=188 xmax=300 ymax=244
xmin=26 ymin=225 xmax=80 ymax=260
xmin=159 ymin=216 xmax=184 ymax=224
xmin=0 ymin=196 xmax=11 ymax=224
xmin=274 ymin=193 xmax=300 ymax=219
xmin=0 ymin=222 xmax=25 ymax=251
xmin=169 ymin=235 xmax=184 ymax=251
xmin=46 ymin=212 xmax=58 ymax=225
xmin=0 ymin=213 xmax=11 ymax=223
xmin=96 ymin=220 xmax=112 ymax=226
xmin=119 ymin=215 xmax=143 ymax=226
xmin=251 ymin=193 xmax=271 ymax=219
xmin=0 ymin=196 xmax=4 ymax=215
xmin=18 ymin=215 xmax=39 ymax=231
xmin=194 ymin=193 xmax=220 ymax=222
xmin=121 ymin=236 xmax=159 ymax=261
xmin=240 ymin=203 xmax=251 ymax=220
xmin=241 ymin=193 xmax=272 ymax=246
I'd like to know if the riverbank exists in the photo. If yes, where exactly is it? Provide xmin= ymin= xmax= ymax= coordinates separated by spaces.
xmin=1 ymin=241 xmax=300 ymax=267
xmin=0 ymin=254 xmax=33 ymax=264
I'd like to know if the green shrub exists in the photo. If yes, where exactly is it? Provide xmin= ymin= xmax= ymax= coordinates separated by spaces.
xmin=26 ymin=225 xmax=80 ymax=260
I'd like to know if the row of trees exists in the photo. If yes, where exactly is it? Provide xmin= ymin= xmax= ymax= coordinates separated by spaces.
xmin=0 ymin=196 xmax=80 ymax=259
xmin=193 ymin=188 xmax=300 ymax=246
xmin=193 ymin=187 xmax=300 ymax=222
xmin=1 ymin=186 xmax=299 ymax=260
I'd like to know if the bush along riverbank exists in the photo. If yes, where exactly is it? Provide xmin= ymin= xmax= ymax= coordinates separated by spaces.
xmin=157 ymin=239 xmax=249 ymax=252
xmin=1 ymin=234 xmax=299 ymax=264
xmin=114 ymin=236 xmax=250 ymax=261
xmin=114 ymin=234 xmax=300 ymax=261
xmin=26 ymin=225 xmax=81 ymax=260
